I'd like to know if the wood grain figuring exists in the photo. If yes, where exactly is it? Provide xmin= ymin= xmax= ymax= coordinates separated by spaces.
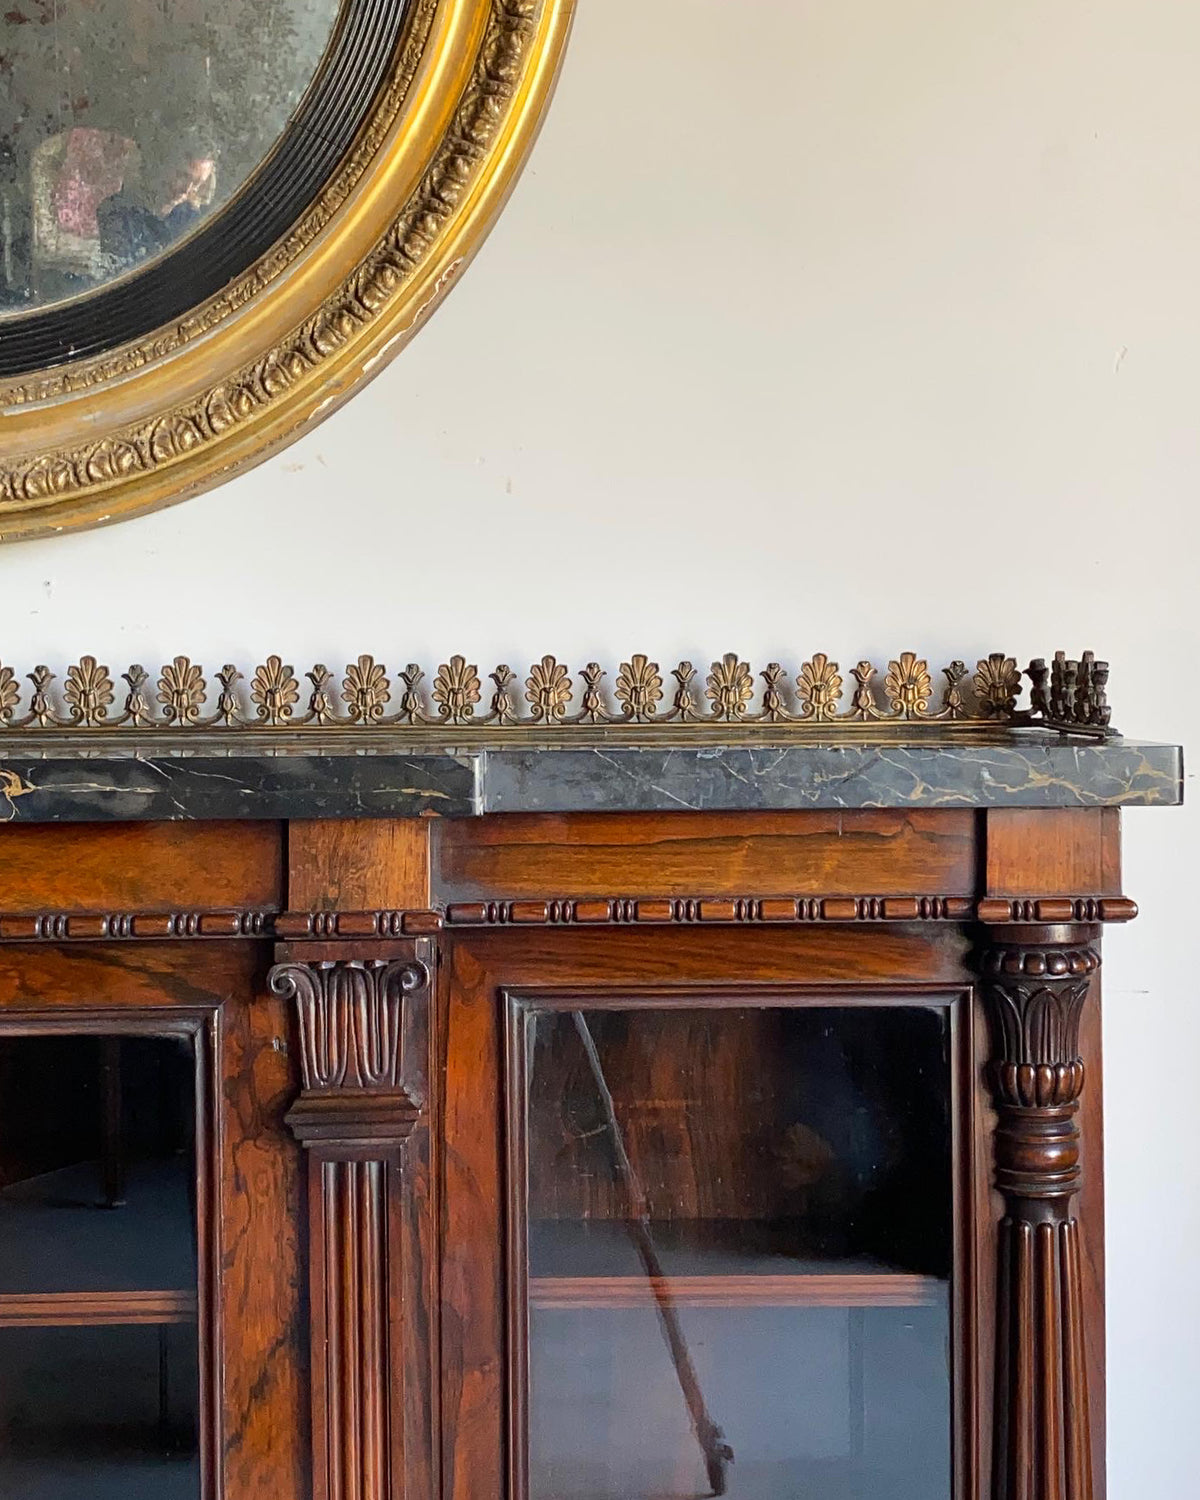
xmin=220 ymin=958 xmax=309 ymax=1500
xmin=449 ymin=922 xmax=973 ymax=992
xmin=0 ymin=820 xmax=284 ymax=912
xmin=0 ymin=1289 xmax=197 ymax=1326
xmin=441 ymin=939 xmax=507 ymax=1500
xmin=433 ymin=809 xmax=978 ymax=902
xmin=289 ymin=820 xmax=432 ymax=913
xmin=0 ymin=941 xmax=256 ymax=1012
xmin=985 ymin=810 xmax=1118 ymax=899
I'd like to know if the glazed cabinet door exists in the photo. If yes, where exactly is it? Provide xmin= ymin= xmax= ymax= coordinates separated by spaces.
xmin=0 ymin=943 xmax=308 ymax=1499
xmin=441 ymin=927 xmax=976 ymax=1500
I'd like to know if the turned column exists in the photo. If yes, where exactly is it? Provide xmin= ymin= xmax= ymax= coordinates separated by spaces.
xmin=269 ymin=949 xmax=432 ymax=1500
xmin=980 ymin=925 xmax=1100 ymax=1500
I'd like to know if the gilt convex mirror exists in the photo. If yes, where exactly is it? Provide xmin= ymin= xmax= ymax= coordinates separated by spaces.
xmin=0 ymin=0 xmax=574 ymax=540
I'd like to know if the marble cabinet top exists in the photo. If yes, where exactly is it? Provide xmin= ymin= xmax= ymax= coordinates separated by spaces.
xmin=0 ymin=732 xmax=1182 ymax=822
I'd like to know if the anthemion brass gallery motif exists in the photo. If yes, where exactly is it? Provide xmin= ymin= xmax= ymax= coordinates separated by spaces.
xmin=0 ymin=650 xmax=1115 ymax=740
xmin=0 ymin=0 xmax=575 ymax=541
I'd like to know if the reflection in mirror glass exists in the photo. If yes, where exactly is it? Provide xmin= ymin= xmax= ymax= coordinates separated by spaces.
xmin=0 ymin=0 xmax=342 ymax=313
xmin=521 ymin=1003 xmax=955 ymax=1500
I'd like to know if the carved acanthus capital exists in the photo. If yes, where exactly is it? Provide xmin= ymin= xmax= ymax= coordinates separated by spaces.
xmin=980 ymin=941 xmax=1099 ymax=1110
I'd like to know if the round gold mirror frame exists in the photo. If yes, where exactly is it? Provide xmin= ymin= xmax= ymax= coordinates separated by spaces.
xmin=0 ymin=0 xmax=574 ymax=543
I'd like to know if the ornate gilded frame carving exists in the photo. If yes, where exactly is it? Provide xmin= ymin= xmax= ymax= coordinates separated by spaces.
xmin=0 ymin=0 xmax=575 ymax=541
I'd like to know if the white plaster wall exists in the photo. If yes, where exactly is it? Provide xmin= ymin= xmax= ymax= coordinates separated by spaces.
xmin=0 ymin=1 xmax=1196 ymax=1488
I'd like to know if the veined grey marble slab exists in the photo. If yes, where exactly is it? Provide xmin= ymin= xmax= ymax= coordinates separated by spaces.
xmin=0 ymin=735 xmax=1182 ymax=822
xmin=478 ymin=738 xmax=1183 ymax=814
xmin=0 ymin=752 xmax=477 ymax=823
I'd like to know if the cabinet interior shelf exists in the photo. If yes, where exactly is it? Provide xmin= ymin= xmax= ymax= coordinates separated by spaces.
xmin=529 ymin=1271 xmax=940 ymax=1310
xmin=528 ymin=1218 xmax=947 ymax=1312
xmin=0 ymin=1289 xmax=197 ymax=1328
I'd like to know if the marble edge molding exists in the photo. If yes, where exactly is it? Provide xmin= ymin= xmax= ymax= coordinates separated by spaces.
xmin=0 ymin=737 xmax=1184 ymax=822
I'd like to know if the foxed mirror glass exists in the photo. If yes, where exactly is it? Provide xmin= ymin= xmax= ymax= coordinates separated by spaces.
xmin=1 ymin=0 xmax=342 ymax=314
xmin=0 ymin=0 xmax=575 ymax=542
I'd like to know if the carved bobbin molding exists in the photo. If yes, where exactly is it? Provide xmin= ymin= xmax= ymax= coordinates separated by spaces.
xmin=269 ymin=951 xmax=432 ymax=1500
xmin=979 ymin=929 xmax=1101 ymax=1500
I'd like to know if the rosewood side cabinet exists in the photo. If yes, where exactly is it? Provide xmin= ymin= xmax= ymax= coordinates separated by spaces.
xmin=0 ymin=649 xmax=1183 ymax=1500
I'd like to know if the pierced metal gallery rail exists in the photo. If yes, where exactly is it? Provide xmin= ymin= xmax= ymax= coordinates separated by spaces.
xmin=0 ymin=650 xmax=1113 ymax=738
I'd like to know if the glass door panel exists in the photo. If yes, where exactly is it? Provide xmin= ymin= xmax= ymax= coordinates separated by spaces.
xmin=0 ymin=1032 xmax=202 ymax=1498
xmin=516 ymin=1002 xmax=954 ymax=1500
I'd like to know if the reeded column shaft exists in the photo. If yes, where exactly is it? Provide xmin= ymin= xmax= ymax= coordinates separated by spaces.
xmin=980 ymin=926 xmax=1100 ymax=1500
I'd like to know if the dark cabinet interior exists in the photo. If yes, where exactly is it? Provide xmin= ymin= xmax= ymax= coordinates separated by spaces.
xmin=517 ymin=1001 xmax=954 ymax=1500
xmin=0 ymin=1032 xmax=202 ymax=1498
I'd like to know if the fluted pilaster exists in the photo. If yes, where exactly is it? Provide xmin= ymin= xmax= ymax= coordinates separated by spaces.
xmin=270 ymin=952 xmax=431 ymax=1500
